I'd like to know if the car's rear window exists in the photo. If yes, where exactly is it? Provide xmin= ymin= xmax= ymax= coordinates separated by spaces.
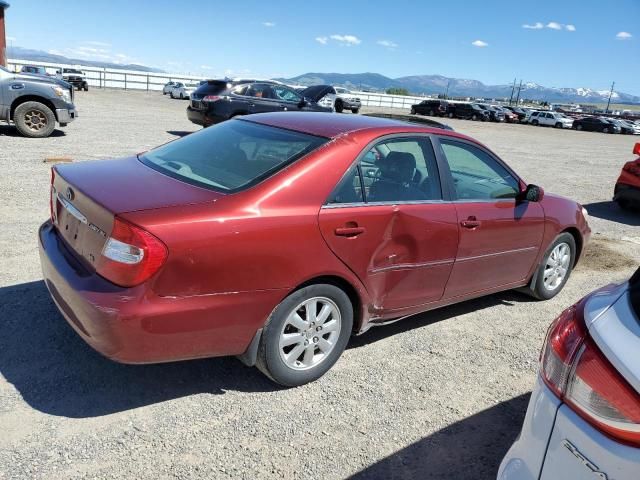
xmin=140 ymin=120 xmax=327 ymax=192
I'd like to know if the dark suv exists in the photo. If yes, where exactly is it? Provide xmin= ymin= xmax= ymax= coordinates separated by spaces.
xmin=449 ymin=103 xmax=490 ymax=121
xmin=410 ymin=99 xmax=449 ymax=117
xmin=187 ymin=80 xmax=332 ymax=126
xmin=572 ymin=116 xmax=621 ymax=133
xmin=475 ymin=104 xmax=505 ymax=122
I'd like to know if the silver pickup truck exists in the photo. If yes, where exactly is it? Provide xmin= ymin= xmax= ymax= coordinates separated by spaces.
xmin=0 ymin=65 xmax=77 ymax=138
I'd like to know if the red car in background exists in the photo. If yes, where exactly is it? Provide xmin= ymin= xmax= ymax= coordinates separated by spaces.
xmin=39 ymin=113 xmax=590 ymax=386
xmin=614 ymin=142 xmax=640 ymax=210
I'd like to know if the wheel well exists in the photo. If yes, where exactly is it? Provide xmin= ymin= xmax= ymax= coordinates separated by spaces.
xmin=292 ymin=276 xmax=362 ymax=333
xmin=562 ymin=227 xmax=584 ymax=264
xmin=10 ymin=96 xmax=57 ymax=121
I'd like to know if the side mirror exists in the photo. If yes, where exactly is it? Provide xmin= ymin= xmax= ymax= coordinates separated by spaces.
xmin=519 ymin=184 xmax=544 ymax=203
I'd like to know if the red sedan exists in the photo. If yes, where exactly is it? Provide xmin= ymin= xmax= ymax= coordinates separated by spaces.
xmin=614 ymin=142 xmax=640 ymax=210
xmin=39 ymin=113 xmax=591 ymax=386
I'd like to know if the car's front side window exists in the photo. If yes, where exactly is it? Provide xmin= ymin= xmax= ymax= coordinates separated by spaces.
xmin=438 ymin=138 xmax=520 ymax=201
xmin=328 ymin=137 xmax=442 ymax=205
xmin=273 ymin=86 xmax=302 ymax=103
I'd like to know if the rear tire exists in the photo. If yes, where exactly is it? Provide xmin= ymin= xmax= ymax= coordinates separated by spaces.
xmin=335 ymin=100 xmax=344 ymax=113
xmin=527 ymin=233 xmax=576 ymax=300
xmin=429 ymin=109 xmax=435 ymax=116
xmin=410 ymin=107 xmax=416 ymax=115
xmin=532 ymin=120 xmax=539 ymax=126
xmin=14 ymin=101 xmax=56 ymax=138
xmin=472 ymin=114 xmax=478 ymax=121
xmin=603 ymin=127 xmax=609 ymax=134
xmin=256 ymin=284 xmax=353 ymax=387
xmin=576 ymin=124 xmax=583 ymax=131
xmin=351 ymin=108 xmax=359 ymax=114
xmin=448 ymin=112 xmax=454 ymax=118
xmin=83 ymin=84 xmax=89 ymax=92
xmin=555 ymin=122 xmax=562 ymax=128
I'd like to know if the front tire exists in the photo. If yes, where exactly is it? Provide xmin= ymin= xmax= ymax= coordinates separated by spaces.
xmin=256 ymin=284 xmax=353 ymax=387
xmin=335 ymin=100 xmax=344 ymax=113
xmin=555 ymin=122 xmax=562 ymax=128
xmin=351 ymin=108 xmax=359 ymax=114
xmin=603 ymin=127 xmax=610 ymax=134
xmin=528 ymin=233 xmax=576 ymax=300
xmin=14 ymin=101 xmax=56 ymax=138
xmin=410 ymin=107 xmax=416 ymax=115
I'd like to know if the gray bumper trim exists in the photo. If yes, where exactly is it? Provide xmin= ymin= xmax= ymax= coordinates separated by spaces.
xmin=56 ymin=108 xmax=77 ymax=124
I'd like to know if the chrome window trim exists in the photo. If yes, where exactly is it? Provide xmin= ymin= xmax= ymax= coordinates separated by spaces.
xmin=322 ymin=199 xmax=450 ymax=209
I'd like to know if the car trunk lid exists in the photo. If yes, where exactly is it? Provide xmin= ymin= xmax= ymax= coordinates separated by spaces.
xmin=51 ymin=156 xmax=222 ymax=270
xmin=585 ymin=269 xmax=640 ymax=394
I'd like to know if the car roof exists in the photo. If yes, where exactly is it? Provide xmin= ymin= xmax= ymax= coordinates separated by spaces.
xmin=242 ymin=112 xmax=474 ymax=141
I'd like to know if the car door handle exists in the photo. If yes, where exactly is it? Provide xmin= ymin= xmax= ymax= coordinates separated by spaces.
xmin=461 ymin=217 xmax=481 ymax=229
xmin=334 ymin=227 xmax=365 ymax=237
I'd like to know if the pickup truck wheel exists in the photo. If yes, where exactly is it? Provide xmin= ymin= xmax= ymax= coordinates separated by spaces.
xmin=14 ymin=101 xmax=56 ymax=138
xmin=555 ymin=122 xmax=562 ymax=128
xmin=351 ymin=108 xmax=359 ymax=114
xmin=334 ymin=100 xmax=344 ymax=113
xmin=83 ymin=84 xmax=89 ymax=92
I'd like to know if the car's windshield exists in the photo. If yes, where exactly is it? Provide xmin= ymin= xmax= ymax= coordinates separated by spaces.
xmin=140 ymin=120 xmax=327 ymax=192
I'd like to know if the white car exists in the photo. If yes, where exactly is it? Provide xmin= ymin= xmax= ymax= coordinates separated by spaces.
xmin=531 ymin=111 xmax=574 ymax=128
xmin=333 ymin=87 xmax=361 ymax=114
xmin=499 ymin=268 xmax=640 ymax=480
xmin=162 ymin=81 xmax=177 ymax=95
xmin=170 ymin=82 xmax=197 ymax=99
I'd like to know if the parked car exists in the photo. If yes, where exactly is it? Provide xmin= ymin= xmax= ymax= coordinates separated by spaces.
xmin=573 ymin=116 xmax=621 ymax=133
xmin=449 ymin=103 xmax=490 ymax=121
xmin=298 ymin=84 xmax=336 ymax=111
xmin=55 ymin=68 xmax=89 ymax=91
xmin=171 ymin=82 xmax=197 ymax=100
xmin=503 ymin=106 xmax=528 ymax=122
xmin=499 ymin=267 xmax=640 ymax=480
xmin=620 ymin=119 xmax=640 ymax=135
xmin=162 ymin=81 xmax=177 ymax=95
xmin=410 ymin=99 xmax=449 ymax=117
xmin=187 ymin=81 xmax=332 ymax=126
xmin=609 ymin=119 xmax=637 ymax=135
xmin=531 ymin=111 xmax=574 ymax=129
xmin=524 ymin=110 xmax=541 ymax=124
xmin=40 ymin=112 xmax=590 ymax=386
xmin=613 ymin=142 xmax=640 ymax=210
xmin=20 ymin=65 xmax=50 ymax=76
xmin=333 ymin=87 xmax=361 ymax=114
xmin=474 ymin=104 xmax=505 ymax=122
xmin=494 ymin=106 xmax=519 ymax=123
xmin=0 ymin=64 xmax=77 ymax=138
xmin=363 ymin=112 xmax=453 ymax=130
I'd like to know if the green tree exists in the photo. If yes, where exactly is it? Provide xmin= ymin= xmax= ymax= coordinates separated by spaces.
xmin=386 ymin=88 xmax=410 ymax=96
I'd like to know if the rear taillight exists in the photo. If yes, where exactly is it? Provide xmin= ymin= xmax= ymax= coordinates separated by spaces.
xmin=203 ymin=95 xmax=221 ymax=102
xmin=96 ymin=217 xmax=168 ymax=288
xmin=541 ymin=302 xmax=640 ymax=446
xmin=50 ymin=168 xmax=56 ymax=223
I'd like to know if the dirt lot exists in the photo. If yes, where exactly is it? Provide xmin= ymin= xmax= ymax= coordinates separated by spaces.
xmin=0 ymin=90 xmax=638 ymax=480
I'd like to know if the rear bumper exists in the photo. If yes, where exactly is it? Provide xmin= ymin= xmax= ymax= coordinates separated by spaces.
xmin=614 ymin=182 xmax=640 ymax=204
xmin=186 ymin=106 xmax=225 ymax=126
xmin=498 ymin=377 xmax=562 ymax=480
xmin=39 ymin=221 xmax=285 ymax=364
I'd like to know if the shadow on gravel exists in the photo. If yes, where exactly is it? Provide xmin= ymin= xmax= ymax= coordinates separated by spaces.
xmin=350 ymin=290 xmax=535 ymax=350
xmin=0 ymin=125 xmax=67 ymax=137
xmin=582 ymin=201 xmax=640 ymax=227
xmin=0 ymin=281 xmax=279 ymax=418
xmin=349 ymin=393 xmax=530 ymax=480
xmin=166 ymin=130 xmax=194 ymax=137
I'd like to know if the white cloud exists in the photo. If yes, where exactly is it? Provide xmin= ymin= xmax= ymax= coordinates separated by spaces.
xmin=546 ymin=22 xmax=563 ymax=30
xmin=565 ymin=24 xmax=576 ymax=31
xmin=83 ymin=41 xmax=111 ymax=47
xmin=6 ymin=36 xmax=16 ymax=42
xmin=200 ymin=65 xmax=214 ymax=70
xmin=616 ymin=31 xmax=633 ymax=40
xmin=262 ymin=22 xmax=275 ymax=27
xmin=315 ymin=36 xmax=328 ymax=45
xmin=377 ymin=39 xmax=398 ymax=48
xmin=471 ymin=40 xmax=488 ymax=47
xmin=522 ymin=22 xmax=544 ymax=29
xmin=329 ymin=34 xmax=361 ymax=46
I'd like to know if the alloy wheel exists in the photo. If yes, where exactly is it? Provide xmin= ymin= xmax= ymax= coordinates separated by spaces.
xmin=278 ymin=297 xmax=341 ymax=371
xmin=543 ymin=242 xmax=571 ymax=291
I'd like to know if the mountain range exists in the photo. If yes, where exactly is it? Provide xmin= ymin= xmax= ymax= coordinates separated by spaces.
xmin=7 ymin=46 xmax=638 ymax=104
xmin=279 ymin=72 xmax=640 ymax=105
xmin=7 ymin=46 xmax=163 ymax=73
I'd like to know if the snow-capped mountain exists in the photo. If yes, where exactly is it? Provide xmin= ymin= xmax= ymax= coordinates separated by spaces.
xmin=281 ymin=72 xmax=640 ymax=105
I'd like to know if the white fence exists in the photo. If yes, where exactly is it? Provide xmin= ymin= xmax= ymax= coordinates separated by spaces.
xmin=6 ymin=58 xmax=433 ymax=109
xmin=7 ymin=58 xmax=204 ymax=91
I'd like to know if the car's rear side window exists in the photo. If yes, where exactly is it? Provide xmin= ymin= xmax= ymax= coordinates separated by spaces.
xmin=140 ymin=120 xmax=327 ymax=192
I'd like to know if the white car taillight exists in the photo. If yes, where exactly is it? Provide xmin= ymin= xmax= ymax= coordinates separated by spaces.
xmin=541 ymin=302 xmax=640 ymax=446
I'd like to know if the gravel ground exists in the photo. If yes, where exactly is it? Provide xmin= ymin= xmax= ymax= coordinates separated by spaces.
xmin=0 ymin=90 xmax=638 ymax=480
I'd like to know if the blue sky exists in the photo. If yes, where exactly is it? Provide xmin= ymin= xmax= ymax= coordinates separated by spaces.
xmin=5 ymin=0 xmax=640 ymax=94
